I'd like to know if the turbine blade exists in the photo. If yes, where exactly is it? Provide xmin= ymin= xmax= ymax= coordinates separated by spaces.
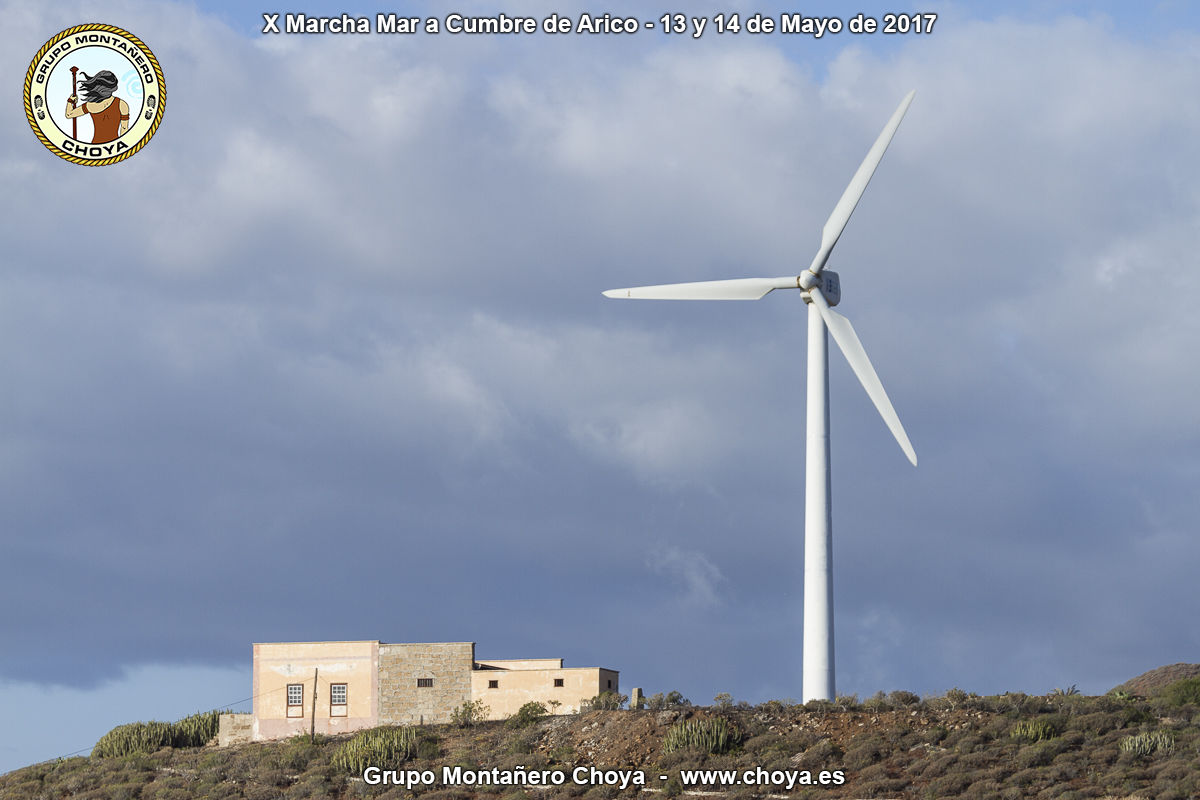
xmin=808 ymin=90 xmax=915 ymax=274
xmin=809 ymin=289 xmax=917 ymax=466
xmin=602 ymin=276 xmax=797 ymax=301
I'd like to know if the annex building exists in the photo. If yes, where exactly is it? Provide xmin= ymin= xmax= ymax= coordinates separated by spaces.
xmin=233 ymin=640 xmax=619 ymax=743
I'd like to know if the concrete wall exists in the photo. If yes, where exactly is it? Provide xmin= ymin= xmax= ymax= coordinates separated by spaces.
xmin=252 ymin=640 xmax=379 ymax=742
xmin=470 ymin=666 xmax=620 ymax=719
xmin=218 ymin=713 xmax=253 ymax=747
xmin=476 ymin=658 xmax=564 ymax=670
xmin=598 ymin=668 xmax=620 ymax=700
xmin=378 ymin=641 xmax=474 ymax=725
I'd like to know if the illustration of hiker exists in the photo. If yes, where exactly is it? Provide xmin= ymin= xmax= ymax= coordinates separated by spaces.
xmin=65 ymin=68 xmax=129 ymax=143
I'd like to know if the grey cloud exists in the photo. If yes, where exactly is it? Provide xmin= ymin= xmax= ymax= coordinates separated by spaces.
xmin=3 ymin=3 xmax=1199 ymax=718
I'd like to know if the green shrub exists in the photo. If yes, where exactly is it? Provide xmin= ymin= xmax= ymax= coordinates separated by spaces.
xmin=548 ymin=744 xmax=575 ymax=764
xmin=862 ymin=691 xmax=892 ymax=712
xmin=842 ymin=737 xmax=885 ymax=770
xmin=278 ymin=739 xmax=317 ymax=771
xmin=644 ymin=691 xmax=692 ymax=711
xmin=585 ymin=692 xmax=628 ymax=711
xmin=985 ymin=693 xmax=1018 ymax=714
xmin=857 ymin=778 xmax=904 ymax=798
xmin=951 ymin=732 xmax=985 ymax=753
xmin=663 ymin=718 xmax=739 ymax=755
xmin=1011 ymin=719 xmax=1060 ymax=743
xmin=417 ymin=735 xmax=441 ymax=759
xmin=331 ymin=726 xmax=419 ymax=774
xmin=645 ymin=690 xmax=691 ymax=710
xmin=943 ymin=688 xmax=969 ymax=710
xmin=927 ymin=773 xmax=972 ymax=795
xmin=506 ymin=729 xmax=539 ymax=755
xmin=507 ymin=701 xmax=548 ymax=728
xmin=1121 ymin=704 xmax=1156 ymax=726
xmin=169 ymin=709 xmax=223 ymax=747
xmin=1070 ymin=711 xmax=1121 ymax=735
xmin=1008 ymin=767 xmax=1041 ymax=787
xmin=93 ymin=722 xmax=173 ymax=758
xmin=835 ymin=694 xmax=860 ymax=710
xmin=962 ymin=777 xmax=1004 ymax=798
xmin=888 ymin=690 xmax=921 ymax=707
xmin=1018 ymin=695 xmax=1049 ymax=715
xmin=1158 ymin=677 xmax=1200 ymax=707
xmin=1015 ymin=742 xmax=1058 ymax=769
xmin=754 ymin=699 xmax=790 ymax=715
xmin=451 ymin=699 xmax=489 ymax=727
xmin=922 ymin=725 xmax=949 ymax=745
xmin=92 ymin=709 xmax=227 ymax=758
xmin=795 ymin=737 xmax=842 ymax=770
xmin=1119 ymin=730 xmax=1174 ymax=757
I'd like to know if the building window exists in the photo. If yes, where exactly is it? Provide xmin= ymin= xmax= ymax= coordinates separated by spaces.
xmin=554 ymin=678 xmax=564 ymax=687
xmin=417 ymin=678 xmax=433 ymax=688
xmin=488 ymin=680 xmax=499 ymax=689
xmin=330 ymin=683 xmax=348 ymax=717
xmin=287 ymin=683 xmax=304 ymax=717
xmin=607 ymin=679 xmax=613 ymax=689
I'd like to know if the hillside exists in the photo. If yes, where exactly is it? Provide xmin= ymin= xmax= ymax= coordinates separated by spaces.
xmin=1112 ymin=664 xmax=1200 ymax=698
xmin=3 ymin=688 xmax=1200 ymax=799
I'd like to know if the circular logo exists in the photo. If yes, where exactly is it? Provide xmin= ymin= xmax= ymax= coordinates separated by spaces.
xmin=24 ymin=24 xmax=166 ymax=166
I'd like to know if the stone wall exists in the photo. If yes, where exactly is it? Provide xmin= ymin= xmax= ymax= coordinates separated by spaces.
xmin=218 ymin=713 xmax=253 ymax=747
xmin=378 ymin=642 xmax=474 ymax=725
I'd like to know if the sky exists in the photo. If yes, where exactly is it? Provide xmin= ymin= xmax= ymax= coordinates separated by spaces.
xmin=3 ymin=0 xmax=1200 ymax=775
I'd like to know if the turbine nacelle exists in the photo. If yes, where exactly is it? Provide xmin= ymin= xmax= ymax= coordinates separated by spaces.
xmin=800 ymin=270 xmax=840 ymax=307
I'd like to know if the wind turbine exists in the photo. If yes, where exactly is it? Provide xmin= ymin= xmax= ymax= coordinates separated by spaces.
xmin=603 ymin=92 xmax=918 ymax=702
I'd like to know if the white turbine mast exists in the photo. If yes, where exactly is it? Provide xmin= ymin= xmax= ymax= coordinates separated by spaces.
xmin=603 ymin=92 xmax=918 ymax=702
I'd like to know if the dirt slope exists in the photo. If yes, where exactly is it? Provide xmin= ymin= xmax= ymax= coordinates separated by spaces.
xmin=1111 ymin=663 xmax=1200 ymax=697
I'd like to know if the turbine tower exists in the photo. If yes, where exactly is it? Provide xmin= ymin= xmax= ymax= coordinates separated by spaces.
xmin=603 ymin=92 xmax=918 ymax=702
